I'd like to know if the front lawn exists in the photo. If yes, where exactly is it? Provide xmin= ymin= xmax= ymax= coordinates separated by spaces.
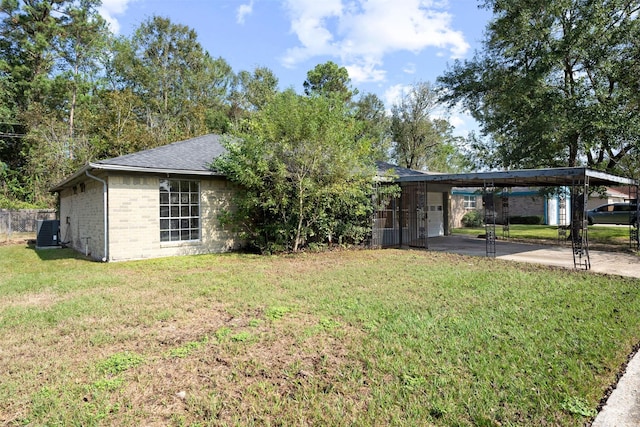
xmin=1 ymin=244 xmax=639 ymax=425
xmin=454 ymin=224 xmax=635 ymax=249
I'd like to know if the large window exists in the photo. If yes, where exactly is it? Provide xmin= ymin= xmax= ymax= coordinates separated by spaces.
xmin=159 ymin=179 xmax=200 ymax=242
xmin=463 ymin=195 xmax=477 ymax=209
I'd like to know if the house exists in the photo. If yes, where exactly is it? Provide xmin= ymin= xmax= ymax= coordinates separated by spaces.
xmin=52 ymin=133 xmax=637 ymax=264
xmin=451 ymin=186 xmax=632 ymax=228
xmin=51 ymin=134 xmax=241 ymax=262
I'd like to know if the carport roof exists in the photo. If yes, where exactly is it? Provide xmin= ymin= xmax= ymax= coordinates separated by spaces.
xmin=393 ymin=166 xmax=637 ymax=188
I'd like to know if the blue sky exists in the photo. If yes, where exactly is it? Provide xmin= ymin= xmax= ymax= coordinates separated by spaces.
xmin=98 ymin=0 xmax=493 ymax=135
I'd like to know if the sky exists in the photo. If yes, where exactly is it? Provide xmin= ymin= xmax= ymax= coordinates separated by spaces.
xmin=97 ymin=0 xmax=493 ymax=135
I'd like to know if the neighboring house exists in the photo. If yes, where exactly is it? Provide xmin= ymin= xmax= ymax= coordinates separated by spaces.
xmin=51 ymin=134 xmax=241 ymax=262
xmin=451 ymin=186 xmax=632 ymax=227
xmin=451 ymin=187 xmax=547 ymax=227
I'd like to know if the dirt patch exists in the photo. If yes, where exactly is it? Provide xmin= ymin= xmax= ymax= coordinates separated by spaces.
xmin=107 ymin=310 xmax=367 ymax=425
xmin=0 ymin=291 xmax=62 ymax=309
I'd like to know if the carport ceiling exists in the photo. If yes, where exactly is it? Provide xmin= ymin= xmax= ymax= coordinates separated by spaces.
xmin=396 ymin=167 xmax=637 ymax=188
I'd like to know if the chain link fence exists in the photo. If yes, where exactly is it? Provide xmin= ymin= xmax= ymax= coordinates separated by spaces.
xmin=0 ymin=209 xmax=56 ymax=241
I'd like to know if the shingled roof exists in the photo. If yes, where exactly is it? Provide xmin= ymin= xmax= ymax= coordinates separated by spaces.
xmin=51 ymin=134 xmax=227 ymax=191
xmin=96 ymin=133 xmax=225 ymax=172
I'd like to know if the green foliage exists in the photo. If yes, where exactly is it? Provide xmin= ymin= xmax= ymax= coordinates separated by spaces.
xmin=95 ymin=351 xmax=144 ymax=375
xmin=303 ymin=60 xmax=356 ymax=102
xmin=391 ymin=81 xmax=465 ymax=172
xmin=214 ymin=90 xmax=378 ymax=253
xmin=265 ymin=305 xmax=293 ymax=320
xmin=354 ymin=92 xmax=392 ymax=162
xmin=231 ymin=331 xmax=252 ymax=342
xmin=167 ymin=336 xmax=209 ymax=358
xmin=461 ymin=210 xmax=483 ymax=227
xmin=561 ymin=396 xmax=597 ymax=417
xmin=439 ymin=0 xmax=640 ymax=175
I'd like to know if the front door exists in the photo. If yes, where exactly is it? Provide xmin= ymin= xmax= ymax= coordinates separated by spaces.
xmin=427 ymin=192 xmax=444 ymax=237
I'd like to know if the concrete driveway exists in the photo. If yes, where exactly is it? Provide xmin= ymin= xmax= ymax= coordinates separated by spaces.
xmin=425 ymin=235 xmax=640 ymax=278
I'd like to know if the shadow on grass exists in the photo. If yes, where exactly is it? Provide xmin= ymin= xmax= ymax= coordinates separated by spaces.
xmin=28 ymin=241 xmax=94 ymax=262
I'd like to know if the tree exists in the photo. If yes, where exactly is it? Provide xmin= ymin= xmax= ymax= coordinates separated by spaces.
xmin=303 ymin=61 xmax=357 ymax=102
xmin=0 ymin=0 xmax=108 ymax=206
xmin=438 ymin=0 xmax=640 ymax=175
xmin=214 ymin=90 xmax=376 ymax=253
xmin=228 ymin=66 xmax=279 ymax=123
xmin=353 ymin=92 xmax=391 ymax=161
xmin=111 ymin=16 xmax=234 ymax=143
xmin=390 ymin=81 xmax=463 ymax=172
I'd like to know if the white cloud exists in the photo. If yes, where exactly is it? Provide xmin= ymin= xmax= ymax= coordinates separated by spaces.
xmin=403 ymin=62 xmax=417 ymax=74
xmin=98 ymin=0 xmax=134 ymax=34
xmin=281 ymin=0 xmax=470 ymax=83
xmin=237 ymin=1 xmax=254 ymax=24
xmin=382 ymin=83 xmax=410 ymax=110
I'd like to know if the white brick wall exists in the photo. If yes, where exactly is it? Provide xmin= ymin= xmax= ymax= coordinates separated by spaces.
xmin=58 ymin=179 xmax=106 ymax=259
xmin=58 ymin=172 xmax=241 ymax=262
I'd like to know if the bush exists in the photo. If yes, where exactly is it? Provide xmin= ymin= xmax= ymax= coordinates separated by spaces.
xmin=461 ymin=210 xmax=483 ymax=227
xmin=509 ymin=215 xmax=543 ymax=225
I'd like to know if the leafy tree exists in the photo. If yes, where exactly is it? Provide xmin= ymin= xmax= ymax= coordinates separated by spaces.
xmin=303 ymin=60 xmax=357 ymax=102
xmin=0 ymin=0 xmax=108 ymax=205
xmin=354 ymin=92 xmax=391 ymax=161
xmin=228 ymin=66 xmax=279 ymax=124
xmin=111 ymin=16 xmax=234 ymax=143
xmin=214 ymin=90 xmax=377 ymax=253
xmin=391 ymin=81 xmax=463 ymax=172
xmin=439 ymin=0 xmax=640 ymax=175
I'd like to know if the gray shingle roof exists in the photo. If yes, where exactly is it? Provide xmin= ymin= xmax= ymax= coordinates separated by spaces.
xmin=375 ymin=161 xmax=431 ymax=179
xmin=96 ymin=133 xmax=225 ymax=172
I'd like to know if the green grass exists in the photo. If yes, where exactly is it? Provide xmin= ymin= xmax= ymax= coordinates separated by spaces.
xmin=454 ymin=224 xmax=634 ymax=247
xmin=1 ymin=243 xmax=639 ymax=425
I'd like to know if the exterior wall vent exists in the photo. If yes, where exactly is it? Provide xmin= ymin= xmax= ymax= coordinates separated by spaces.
xmin=36 ymin=219 xmax=60 ymax=247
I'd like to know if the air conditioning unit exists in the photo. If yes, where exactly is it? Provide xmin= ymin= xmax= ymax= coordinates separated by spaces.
xmin=36 ymin=219 xmax=60 ymax=247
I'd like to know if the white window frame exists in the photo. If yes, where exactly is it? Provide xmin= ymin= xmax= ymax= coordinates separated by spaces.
xmin=159 ymin=179 xmax=201 ymax=242
xmin=463 ymin=195 xmax=477 ymax=210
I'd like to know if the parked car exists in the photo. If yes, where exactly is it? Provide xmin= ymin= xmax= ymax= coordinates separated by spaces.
xmin=587 ymin=203 xmax=638 ymax=226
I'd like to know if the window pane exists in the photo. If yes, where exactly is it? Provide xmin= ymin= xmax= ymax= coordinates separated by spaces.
xmin=159 ymin=179 xmax=201 ymax=242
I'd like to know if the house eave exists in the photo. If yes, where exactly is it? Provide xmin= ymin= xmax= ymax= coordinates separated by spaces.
xmin=50 ymin=163 xmax=225 ymax=192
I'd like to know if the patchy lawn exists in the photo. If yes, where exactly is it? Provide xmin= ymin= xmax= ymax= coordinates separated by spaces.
xmin=1 ymin=243 xmax=639 ymax=425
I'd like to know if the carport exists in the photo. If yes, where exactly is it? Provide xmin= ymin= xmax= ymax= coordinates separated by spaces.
xmin=374 ymin=166 xmax=639 ymax=270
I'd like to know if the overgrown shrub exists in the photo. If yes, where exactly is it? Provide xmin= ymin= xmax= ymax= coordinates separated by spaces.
xmin=461 ymin=210 xmax=483 ymax=227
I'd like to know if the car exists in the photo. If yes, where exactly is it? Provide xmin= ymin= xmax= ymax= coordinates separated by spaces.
xmin=587 ymin=203 xmax=638 ymax=226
